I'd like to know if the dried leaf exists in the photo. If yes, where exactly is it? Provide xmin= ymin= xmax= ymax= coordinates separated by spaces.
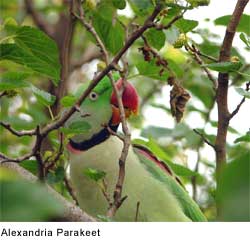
xmin=170 ymin=84 xmax=191 ymax=122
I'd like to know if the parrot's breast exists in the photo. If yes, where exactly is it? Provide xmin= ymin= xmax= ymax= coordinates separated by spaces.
xmin=69 ymin=136 xmax=190 ymax=221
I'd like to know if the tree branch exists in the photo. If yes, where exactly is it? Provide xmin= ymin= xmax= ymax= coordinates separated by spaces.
xmin=193 ymin=129 xmax=215 ymax=149
xmin=24 ymin=0 xmax=53 ymax=37
xmin=0 ymin=160 xmax=95 ymax=221
xmin=215 ymin=0 xmax=249 ymax=176
xmin=186 ymin=44 xmax=218 ymax=90
xmin=0 ymin=121 xmax=36 ymax=136
xmin=229 ymin=82 xmax=250 ymax=120
xmin=74 ymin=0 xmax=135 ymax=217
xmin=1 ymin=2 xmax=163 ymax=216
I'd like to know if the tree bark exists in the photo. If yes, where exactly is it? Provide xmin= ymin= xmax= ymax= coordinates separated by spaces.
xmin=1 ymin=161 xmax=96 ymax=222
xmin=215 ymin=0 xmax=249 ymax=178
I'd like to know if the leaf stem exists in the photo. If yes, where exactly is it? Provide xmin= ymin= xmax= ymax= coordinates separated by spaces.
xmin=47 ymin=106 xmax=55 ymax=121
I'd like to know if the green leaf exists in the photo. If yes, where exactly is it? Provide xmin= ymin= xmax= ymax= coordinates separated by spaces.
xmin=144 ymin=28 xmax=166 ymax=50
xmin=93 ymin=13 xmax=125 ymax=54
xmin=186 ymin=0 xmax=210 ymax=7
xmin=0 ymin=179 xmax=63 ymax=221
xmin=128 ymin=0 xmax=154 ymax=16
xmin=217 ymin=152 xmax=250 ymax=221
xmin=135 ymin=58 xmax=169 ymax=80
xmin=165 ymin=160 xmax=198 ymax=177
xmin=214 ymin=14 xmax=250 ymax=35
xmin=97 ymin=215 xmax=112 ymax=222
xmin=0 ymin=71 xmax=30 ymax=91
xmin=235 ymin=87 xmax=250 ymax=99
xmin=47 ymin=166 xmax=65 ymax=184
xmin=186 ymin=75 xmax=214 ymax=108
xmin=60 ymin=95 xmax=77 ymax=107
xmin=2 ymin=17 xmax=18 ymax=35
xmin=0 ymin=26 xmax=61 ymax=83
xmin=61 ymin=121 xmax=91 ymax=135
xmin=20 ymin=160 xmax=38 ymax=174
xmin=141 ymin=126 xmax=172 ymax=139
xmin=175 ymin=18 xmax=198 ymax=33
xmin=234 ymin=132 xmax=250 ymax=143
xmin=239 ymin=33 xmax=250 ymax=48
xmin=203 ymin=61 xmax=243 ymax=73
xmin=210 ymin=121 xmax=239 ymax=134
xmin=83 ymin=168 xmax=106 ymax=182
xmin=31 ymin=86 xmax=56 ymax=106
xmin=112 ymin=0 xmax=126 ymax=9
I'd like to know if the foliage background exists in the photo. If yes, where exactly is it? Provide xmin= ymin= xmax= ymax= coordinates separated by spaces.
xmin=0 ymin=0 xmax=249 ymax=221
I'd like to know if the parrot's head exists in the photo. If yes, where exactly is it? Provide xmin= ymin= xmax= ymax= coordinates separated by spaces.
xmin=65 ymin=75 xmax=139 ymax=151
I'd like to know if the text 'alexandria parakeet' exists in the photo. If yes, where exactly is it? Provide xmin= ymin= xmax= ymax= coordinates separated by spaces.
xmin=65 ymin=75 xmax=207 ymax=222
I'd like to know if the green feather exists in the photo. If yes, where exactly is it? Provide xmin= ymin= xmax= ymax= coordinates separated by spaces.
xmin=134 ymin=147 xmax=207 ymax=222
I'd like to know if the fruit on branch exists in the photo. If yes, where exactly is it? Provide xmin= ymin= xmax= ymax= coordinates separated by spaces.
xmin=173 ymin=33 xmax=188 ymax=49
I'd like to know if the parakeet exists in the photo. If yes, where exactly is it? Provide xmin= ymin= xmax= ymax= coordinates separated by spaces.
xmin=65 ymin=75 xmax=207 ymax=222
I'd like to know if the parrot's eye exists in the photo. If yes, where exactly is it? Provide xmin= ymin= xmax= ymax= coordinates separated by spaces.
xmin=89 ymin=92 xmax=98 ymax=101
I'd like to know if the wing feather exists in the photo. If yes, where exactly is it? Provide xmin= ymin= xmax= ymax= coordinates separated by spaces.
xmin=133 ymin=144 xmax=207 ymax=222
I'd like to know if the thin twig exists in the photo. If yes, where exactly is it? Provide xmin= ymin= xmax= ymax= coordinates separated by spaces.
xmin=153 ymin=13 xmax=185 ymax=30
xmin=186 ymin=44 xmax=218 ymax=90
xmin=74 ymin=0 xmax=163 ymax=218
xmin=76 ymin=0 xmax=131 ymax=217
xmin=100 ymin=179 xmax=112 ymax=208
xmin=105 ymin=125 xmax=125 ymax=142
xmin=44 ymin=132 xmax=64 ymax=173
xmin=0 ymin=91 xmax=7 ymax=98
xmin=193 ymin=129 xmax=215 ymax=149
xmin=64 ymin=176 xmax=79 ymax=206
xmin=229 ymin=82 xmax=250 ymax=120
xmin=24 ymin=0 xmax=53 ymax=37
xmin=0 ymin=122 xmax=36 ymax=137
xmin=189 ymin=44 xmax=218 ymax=62
xmin=135 ymin=201 xmax=140 ymax=222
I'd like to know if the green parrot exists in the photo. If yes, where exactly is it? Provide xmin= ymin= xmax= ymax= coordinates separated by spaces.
xmin=65 ymin=75 xmax=207 ymax=222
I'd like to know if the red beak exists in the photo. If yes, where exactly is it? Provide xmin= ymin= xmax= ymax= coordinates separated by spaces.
xmin=110 ymin=78 xmax=139 ymax=125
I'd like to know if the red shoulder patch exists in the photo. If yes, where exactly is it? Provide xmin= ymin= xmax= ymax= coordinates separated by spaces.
xmin=133 ymin=144 xmax=184 ymax=188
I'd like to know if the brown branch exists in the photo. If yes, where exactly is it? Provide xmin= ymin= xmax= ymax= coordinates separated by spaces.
xmin=191 ymin=98 xmax=216 ymax=200
xmin=186 ymin=44 xmax=218 ymax=90
xmin=0 ymin=160 xmax=95 ymax=221
xmin=0 ymin=122 xmax=36 ymax=136
xmin=52 ymin=1 xmax=77 ymax=114
xmin=44 ymin=132 xmax=64 ymax=173
xmin=74 ymin=0 xmax=137 ymax=217
xmin=105 ymin=125 xmax=125 ymax=142
xmin=229 ymin=82 xmax=250 ymax=120
xmin=106 ymin=77 xmax=131 ymax=218
xmin=38 ymin=3 xmax=162 ymax=138
xmin=1 ymin=2 xmax=163 ymax=196
xmin=64 ymin=176 xmax=79 ymax=206
xmin=74 ymin=1 xmax=109 ymax=63
xmin=193 ymin=129 xmax=215 ymax=149
xmin=0 ymin=91 xmax=7 ymax=98
xmin=24 ymin=0 xmax=53 ymax=37
xmin=191 ymin=150 xmax=200 ymax=201
xmin=231 ymin=64 xmax=250 ymax=85
xmin=0 ymin=126 xmax=45 ymax=182
xmin=100 ymin=179 xmax=112 ymax=208
xmin=215 ymin=0 xmax=249 ymax=177
xmin=189 ymin=44 xmax=218 ymax=62
xmin=153 ymin=13 xmax=185 ymax=30
xmin=135 ymin=201 xmax=140 ymax=222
